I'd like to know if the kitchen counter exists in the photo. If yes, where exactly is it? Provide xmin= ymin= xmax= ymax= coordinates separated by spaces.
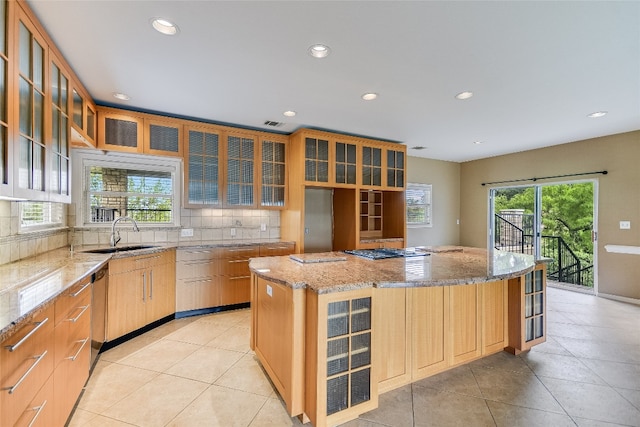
xmin=249 ymin=246 xmax=538 ymax=293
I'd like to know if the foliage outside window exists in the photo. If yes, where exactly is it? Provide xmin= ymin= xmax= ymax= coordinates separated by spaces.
xmin=19 ymin=202 xmax=64 ymax=231
xmin=87 ymin=166 xmax=173 ymax=224
xmin=407 ymin=184 xmax=432 ymax=227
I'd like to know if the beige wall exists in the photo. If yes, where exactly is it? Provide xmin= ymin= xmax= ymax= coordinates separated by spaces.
xmin=406 ymin=156 xmax=460 ymax=247
xmin=460 ymin=131 xmax=640 ymax=299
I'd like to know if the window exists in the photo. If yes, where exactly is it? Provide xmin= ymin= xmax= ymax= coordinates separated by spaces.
xmin=19 ymin=202 xmax=64 ymax=231
xmin=406 ymin=183 xmax=432 ymax=227
xmin=73 ymin=150 xmax=181 ymax=226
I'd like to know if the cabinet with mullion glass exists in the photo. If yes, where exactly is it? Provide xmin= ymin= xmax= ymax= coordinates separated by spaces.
xmin=334 ymin=141 xmax=356 ymax=186
xmin=226 ymin=133 xmax=256 ymax=207
xmin=507 ymin=264 xmax=546 ymax=354
xmin=305 ymin=136 xmax=329 ymax=184
xmin=260 ymin=138 xmax=286 ymax=208
xmin=49 ymin=55 xmax=71 ymax=202
xmin=185 ymin=126 xmax=221 ymax=207
xmin=14 ymin=12 xmax=47 ymax=199
xmin=0 ymin=0 xmax=9 ymax=197
xmin=386 ymin=148 xmax=404 ymax=189
xmin=361 ymin=145 xmax=382 ymax=188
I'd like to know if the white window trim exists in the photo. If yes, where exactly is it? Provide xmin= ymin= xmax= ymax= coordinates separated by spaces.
xmin=72 ymin=149 xmax=182 ymax=227
xmin=407 ymin=183 xmax=432 ymax=228
xmin=18 ymin=201 xmax=66 ymax=233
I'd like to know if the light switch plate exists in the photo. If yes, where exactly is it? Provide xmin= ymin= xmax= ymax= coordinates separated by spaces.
xmin=230 ymin=228 xmax=236 ymax=236
xmin=180 ymin=228 xmax=194 ymax=237
xmin=260 ymin=223 xmax=267 ymax=232
xmin=620 ymin=221 xmax=631 ymax=230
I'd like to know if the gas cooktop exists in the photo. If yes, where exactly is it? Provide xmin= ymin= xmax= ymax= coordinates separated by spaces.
xmin=344 ymin=248 xmax=430 ymax=260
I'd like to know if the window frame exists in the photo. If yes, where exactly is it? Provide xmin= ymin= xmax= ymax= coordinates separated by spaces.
xmin=72 ymin=149 xmax=182 ymax=227
xmin=18 ymin=201 xmax=65 ymax=232
xmin=406 ymin=183 xmax=432 ymax=228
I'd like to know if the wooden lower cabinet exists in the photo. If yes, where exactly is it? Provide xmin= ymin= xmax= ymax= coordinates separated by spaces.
xmin=507 ymin=264 xmax=547 ymax=354
xmin=107 ymin=249 xmax=176 ymax=341
xmin=376 ymin=288 xmax=411 ymax=393
xmin=482 ymin=280 xmax=509 ymax=355
xmin=450 ymin=284 xmax=482 ymax=366
xmin=411 ymin=286 xmax=449 ymax=380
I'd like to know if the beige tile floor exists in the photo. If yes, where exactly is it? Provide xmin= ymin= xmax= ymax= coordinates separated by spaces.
xmin=70 ymin=287 xmax=640 ymax=427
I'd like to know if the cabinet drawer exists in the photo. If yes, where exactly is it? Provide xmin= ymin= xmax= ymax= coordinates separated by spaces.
xmin=222 ymin=258 xmax=251 ymax=278
xmin=109 ymin=250 xmax=174 ymax=274
xmin=0 ymin=305 xmax=55 ymax=427
xmin=259 ymin=243 xmax=295 ymax=257
xmin=12 ymin=374 xmax=54 ymax=427
xmin=53 ymin=333 xmax=90 ymax=426
xmin=221 ymin=246 xmax=259 ymax=259
xmin=54 ymin=278 xmax=92 ymax=325
xmin=220 ymin=276 xmax=251 ymax=305
xmin=176 ymin=259 xmax=222 ymax=280
xmin=177 ymin=248 xmax=223 ymax=262
xmin=54 ymin=297 xmax=91 ymax=368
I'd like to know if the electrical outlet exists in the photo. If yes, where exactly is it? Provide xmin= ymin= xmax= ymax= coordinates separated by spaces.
xmin=305 ymin=227 xmax=310 ymax=235
xmin=260 ymin=223 xmax=267 ymax=232
xmin=180 ymin=228 xmax=194 ymax=237
xmin=266 ymin=284 xmax=273 ymax=297
xmin=620 ymin=221 xmax=631 ymax=230
xmin=230 ymin=228 xmax=236 ymax=236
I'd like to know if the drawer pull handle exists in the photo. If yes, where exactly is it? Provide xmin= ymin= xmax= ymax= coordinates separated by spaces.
xmin=149 ymin=270 xmax=154 ymax=300
xmin=229 ymin=276 xmax=251 ymax=280
xmin=67 ymin=305 xmax=90 ymax=323
xmin=70 ymin=281 xmax=92 ymax=297
xmin=265 ymin=246 xmax=288 ymax=250
xmin=3 ymin=350 xmax=47 ymax=394
xmin=67 ymin=338 xmax=89 ymax=361
xmin=135 ymin=255 xmax=162 ymax=262
xmin=227 ymin=248 xmax=255 ymax=252
xmin=185 ymin=278 xmax=213 ymax=285
xmin=228 ymin=259 xmax=249 ymax=264
xmin=28 ymin=399 xmax=47 ymax=427
xmin=142 ymin=272 xmax=146 ymax=302
xmin=4 ymin=318 xmax=49 ymax=352
xmin=182 ymin=250 xmax=213 ymax=254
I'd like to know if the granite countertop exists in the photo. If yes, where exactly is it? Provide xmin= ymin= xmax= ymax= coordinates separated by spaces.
xmin=249 ymin=247 xmax=539 ymax=294
xmin=0 ymin=248 xmax=110 ymax=341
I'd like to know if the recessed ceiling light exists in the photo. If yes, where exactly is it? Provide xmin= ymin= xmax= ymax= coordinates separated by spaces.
xmin=411 ymin=146 xmax=427 ymax=150
xmin=112 ymin=92 xmax=130 ymax=101
xmin=455 ymin=91 xmax=474 ymax=100
xmin=283 ymin=110 xmax=296 ymax=117
xmin=309 ymin=44 xmax=330 ymax=58
xmin=362 ymin=93 xmax=378 ymax=101
xmin=587 ymin=111 xmax=607 ymax=118
xmin=151 ymin=17 xmax=179 ymax=36
xmin=473 ymin=140 xmax=484 ymax=145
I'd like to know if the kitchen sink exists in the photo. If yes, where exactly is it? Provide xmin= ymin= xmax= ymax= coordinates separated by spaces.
xmin=83 ymin=245 xmax=158 ymax=254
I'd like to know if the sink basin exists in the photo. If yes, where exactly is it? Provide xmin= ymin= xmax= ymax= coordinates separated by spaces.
xmin=83 ymin=245 xmax=158 ymax=254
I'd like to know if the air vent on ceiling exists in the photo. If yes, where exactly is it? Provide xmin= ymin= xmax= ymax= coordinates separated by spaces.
xmin=264 ymin=120 xmax=285 ymax=128
xmin=411 ymin=146 xmax=427 ymax=150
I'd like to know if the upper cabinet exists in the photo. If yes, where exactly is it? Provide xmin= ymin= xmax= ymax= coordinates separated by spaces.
xmin=225 ymin=131 xmax=256 ymax=208
xmin=386 ymin=148 xmax=405 ymax=189
xmin=97 ymin=107 xmax=183 ymax=157
xmin=361 ymin=144 xmax=382 ymax=188
xmin=70 ymin=85 xmax=96 ymax=147
xmin=184 ymin=123 xmax=222 ymax=208
xmin=334 ymin=140 xmax=357 ymax=186
xmin=0 ymin=1 xmax=93 ymax=201
xmin=260 ymin=136 xmax=287 ymax=208
xmin=304 ymin=135 xmax=329 ymax=184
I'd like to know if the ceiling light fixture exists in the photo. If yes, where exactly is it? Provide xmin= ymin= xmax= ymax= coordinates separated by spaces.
xmin=361 ymin=93 xmax=378 ymax=101
xmin=587 ymin=111 xmax=607 ymax=118
xmin=112 ymin=92 xmax=130 ymax=101
xmin=309 ymin=44 xmax=330 ymax=58
xmin=283 ymin=110 xmax=296 ymax=117
xmin=455 ymin=91 xmax=474 ymax=100
xmin=151 ymin=17 xmax=179 ymax=36
xmin=473 ymin=140 xmax=484 ymax=145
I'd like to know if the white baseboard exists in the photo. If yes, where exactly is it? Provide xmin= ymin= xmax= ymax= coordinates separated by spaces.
xmin=598 ymin=292 xmax=640 ymax=306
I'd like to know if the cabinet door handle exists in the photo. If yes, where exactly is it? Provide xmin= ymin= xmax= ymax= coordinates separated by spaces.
xmin=70 ymin=281 xmax=92 ymax=297
xmin=2 ymin=351 xmax=47 ymax=394
xmin=66 ymin=337 xmax=89 ymax=361
xmin=4 ymin=318 xmax=49 ymax=352
xmin=229 ymin=276 xmax=251 ymax=280
xmin=149 ymin=270 xmax=154 ymax=300
xmin=228 ymin=259 xmax=249 ymax=264
xmin=227 ymin=248 xmax=255 ymax=253
xmin=135 ymin=255 xmax=162 ymax=262
xmin=27 ymin=399 xmax=48 ymax=427
xmin=142 ymin=272 xmax=146 ymax=302
xmin=66 ymin=305 xmax=90 ymax=323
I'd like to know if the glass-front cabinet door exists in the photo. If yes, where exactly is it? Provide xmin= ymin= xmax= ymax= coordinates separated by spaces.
xmin=0 ymin=0 xmax=9 ymax=196
xmin=260 ymin=138 xmax=286 ymax=208
xmin=386 ymin=148 xmax=404 ymax=189
xmin=226 ymin=133 xmax=255 ymax=207
xmin=335 ymin=141 xmax=357 ymax=186
xmin=185 ymin=125 xmax=221 ymax=207
xmin=49 ymin=56 xmax=71 ymax=202
xmin=305 ymin=137 xmax=329 ymax=184
xmin=15 ymin=14 xmax=47 ymax=199
xmin=361 ymin=145 xmax=382 ymax=187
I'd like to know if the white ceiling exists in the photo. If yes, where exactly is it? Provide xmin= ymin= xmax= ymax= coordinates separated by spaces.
xmin=28 ymin=1 xmax=640 ymax=162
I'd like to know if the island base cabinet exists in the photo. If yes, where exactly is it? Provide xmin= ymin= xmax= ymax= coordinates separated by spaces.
xmin=507 ymin=264 xmax=547 ymax=354
xmin=251 ymin=276 xmax=305 ymax=416
xmin=482 ymin=280 xmax=509 ymax=355
xmin=450 ymin=284 xmax=482 ymax=366
xmin=376 ymin=288 xmax=411 ymax=393
xmin=411 ymin=286 xmax=450 ymax=381
xmin=305 ymin=288 xmax=378 ymax=427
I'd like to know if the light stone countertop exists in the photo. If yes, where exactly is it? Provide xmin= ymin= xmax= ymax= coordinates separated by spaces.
xmin=249 ymin=247 xmax=540 ymax=294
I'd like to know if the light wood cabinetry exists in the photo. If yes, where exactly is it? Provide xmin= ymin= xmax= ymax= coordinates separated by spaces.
xmin=1 ymin=304 xmax=54 ymax=427
xmin=106 ymin=249 xmax=176 ymax=341
xmin=411 ymin=286 xmax=449 ymax=380
xmin=184 ymin=123 xmax=222 ymax=207
xmin=450 ymin=284 xmax=482 ymax=366
xmin=360 ymin=144 xmax=382 ymax=188
xmin=53 ymin=277 xmax=92 ymax=426
xmin=225 ymin=132 xmax=256 ymax=207
xmin=482 ymin=279 xmax=508 ymax=355
xmin=376 ymin=288 xmax=411 ymax=393
xmin=260 ymin=136 xmax=288 ymax=208
xmin=360 ymin=190 xmax=383 ymax=238
xmin=70 ymin=84 xmax=96 ymax=147
xmin=48 ymin=53 xmax=72 ymax=202
xmin=0 ymin=0 xmax=10 ymax=198
xmin=258 ymin=241 xmax=295 ymax=257
xmin=144 ymin=116 xmax=183 ymax=157
xmin=220 ymin=245 xmax=259 ymax=305
xmin=507 ymin=264 xmax=547 ymax=354
xmin=386 ymin=148 xmax=405 ymax=189
xmin=251 ymin=276 xmax=305 ymax=416
xmin=306 ymin=288 xmax=378 ymax=427
xmin=334 ymin=140 xmax=357 ymax=186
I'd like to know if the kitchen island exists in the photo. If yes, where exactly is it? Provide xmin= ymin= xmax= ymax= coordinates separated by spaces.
xmin=249 ymin=247 xmax=547 ymax=427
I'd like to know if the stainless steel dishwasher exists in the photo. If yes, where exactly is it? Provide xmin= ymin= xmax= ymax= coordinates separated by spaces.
xmin=91 ymin=265 xmax=108 ymax=368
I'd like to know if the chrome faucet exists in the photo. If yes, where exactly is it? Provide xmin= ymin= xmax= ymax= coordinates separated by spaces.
xmin=110 ymin=216 xmax=140 ymax=247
